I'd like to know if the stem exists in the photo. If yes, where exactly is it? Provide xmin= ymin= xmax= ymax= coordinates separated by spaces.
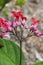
xmin=12 ymin=27 xmax=23 ymax=65
xmin=20 ymin=40 xmax=22 ymax=65
xmin=20 ymin=26 xmax=23 ymax=65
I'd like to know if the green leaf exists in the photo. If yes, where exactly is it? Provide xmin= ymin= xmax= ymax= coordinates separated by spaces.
xmin=0 ymin=38 xmax=25 ymax=65
xmin=33 ymin=62 xmax=43 ymax=65
xmin=15 ymin=0 xmax=25 ymax=6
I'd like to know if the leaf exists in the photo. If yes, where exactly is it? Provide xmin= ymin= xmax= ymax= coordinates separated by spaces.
xmin=33 ymin=62 xmax=43 ymax=65
xmin=15 ymin=0 xmax=25 ymax=6
xmin=0 ymin=38 xmax=25 ymax=65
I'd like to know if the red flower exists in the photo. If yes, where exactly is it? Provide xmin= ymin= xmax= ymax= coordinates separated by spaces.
xmin=1 ymin=23 xmax=8 ymax=29
xmin=11 ymin=11 xmax=19 ymax=21
xmin=31 ymin=17 xmax=40 ymax=25
xmin=0 ymin=18 xmax=8 ymax=29
xmin=0 ymin=18 xmax=12 ymax=31
xmin=33 ymin=20 xmax=40 ymax=24
xmin=0 ymin=18 xmax=3 ymax=26
xmin=31 ymin=17 xmax=35 ymax=21
xmin=11 ymin=11 xmax=17 ymax=17
xmin=22 ymin=16 xmax=27 ymax=20
xmin=11 ymin=11 xmax=27 ymax=21
xmin=17 ymin=11 xmax=23 ymax=18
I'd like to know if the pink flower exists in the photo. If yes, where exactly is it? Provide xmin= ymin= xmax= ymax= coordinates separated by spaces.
xmin=30 ymin=25 xmax=38 ymax=31
xmin=16 ymin=21 xmax=21 ymax=26
xmin=34 ymin=30 xmax=40 ymax=34
xmin=7 ymin=26 xmax=12 ymax=31
xmin=12 ymin=21 xmax=21 ymax=28
xmin=6 ymin=21 xmax=12 ymax=31
xmin=12 ymin=21 xmax=17 ymax=28
xmin=36 ymin=33 xmax=41 ymax=37
xmin=22 ymin=20 xmax=28 ymax=28
xmin=6 ymin=21 xmax=12 ymax=26
xmin=34 ymin=30 xmax=42 ymax=37
xmin=22 ymin=20 xmax=26 ymax=25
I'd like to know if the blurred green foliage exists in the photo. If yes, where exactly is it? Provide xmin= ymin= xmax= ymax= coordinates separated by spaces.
xmin=0 ymin=38 xmax=25 ymax=65
xmin=15 ymin=0 xmax=25 ymax=6
xmin=2 ymin=7 xmax=8 ymax=16
xmin=33 ymin=62 xmax=43 ymax=65
xmin=0 ymin=0 xmax=11 ymax=11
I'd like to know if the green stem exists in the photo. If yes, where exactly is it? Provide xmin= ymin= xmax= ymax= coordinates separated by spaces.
xmin=20 ymin=40 xmax=22 ymax=65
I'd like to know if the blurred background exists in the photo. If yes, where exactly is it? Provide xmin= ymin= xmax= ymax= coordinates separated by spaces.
xmin=0 ymin=0 xmax=43 ymax=65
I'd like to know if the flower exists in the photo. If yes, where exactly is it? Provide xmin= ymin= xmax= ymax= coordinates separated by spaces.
xmin=31 ymin=17 xmax=40 ymax=25
xmin=12 ymin=21 xmax=17 ymax=28
xmin=0 ymin=18 xmax=8 ymax=29
xmin=34 ymin=30 xmax=43 ymax=37
xmin=0 ymin=18 xmax=12 ymax=32
xmin=30 ymin=17 xmax=42 ymax=36
xmin=31 ymin=17 xmax=35 ymax=21
xmin=17 ymin=11 xmax=23 ymax=18
xmin=22 ymin=16 xmax=27 ymax=20
xmin=11 ymin=11 xmax=17 ymax=17
xmin=33 ymin=20 xmax=40 ymax=25
xmin=30 ymin=25 xmax=38 ymax=31
xmin=16 ymin=21 xmax=21 ymax=26
xmin=11 ymin=11 xmax=27 ymax=21
xmin=22 ymin=20 xmax=28 ymax=28
xmin=0 ymin=11 xmax=43 ymax=39
xmin=11 ymin=11 xmax=23 ymax=21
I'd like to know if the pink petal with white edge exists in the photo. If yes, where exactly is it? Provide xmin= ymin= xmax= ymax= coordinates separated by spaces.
xmin=7 ymin=26 xmax=12 ymax=31
xmin=35 ymin=30 xmax=42 ymax=36
xmin=12 ymin=21 xmax=17 ymax=28
xmin=7 ymin=21 xmax=12 ymax=26
xmin=36 ymin=33 xmax=41 ymax=37
xmin=30 ymin=25 xmax=38 ymax=31
xmin=22 ymin=20 xmax=28 ymax=28
xmin=22 ymin=20 xmax=26 ymax=25
xmin=16 ymin=21 xmax=21 ymax=26
xmin=35 ymin=30 xmax=40 ymax=34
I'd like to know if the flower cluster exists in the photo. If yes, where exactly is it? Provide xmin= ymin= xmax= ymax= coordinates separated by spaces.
xmin=0 ymin=18 xmax=12 ymax=32
xmin=0 ymin=18 xmax=12 ymax=38
xmin=0 ymin=11 xmax=27 ymax=38
xmin=30 ymin=17 xmax=43 ymax=36
xmin=0 ymin=11 xmax=43 ymax=38
xmin=11 ymin=11 xmax=28 ymax=28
